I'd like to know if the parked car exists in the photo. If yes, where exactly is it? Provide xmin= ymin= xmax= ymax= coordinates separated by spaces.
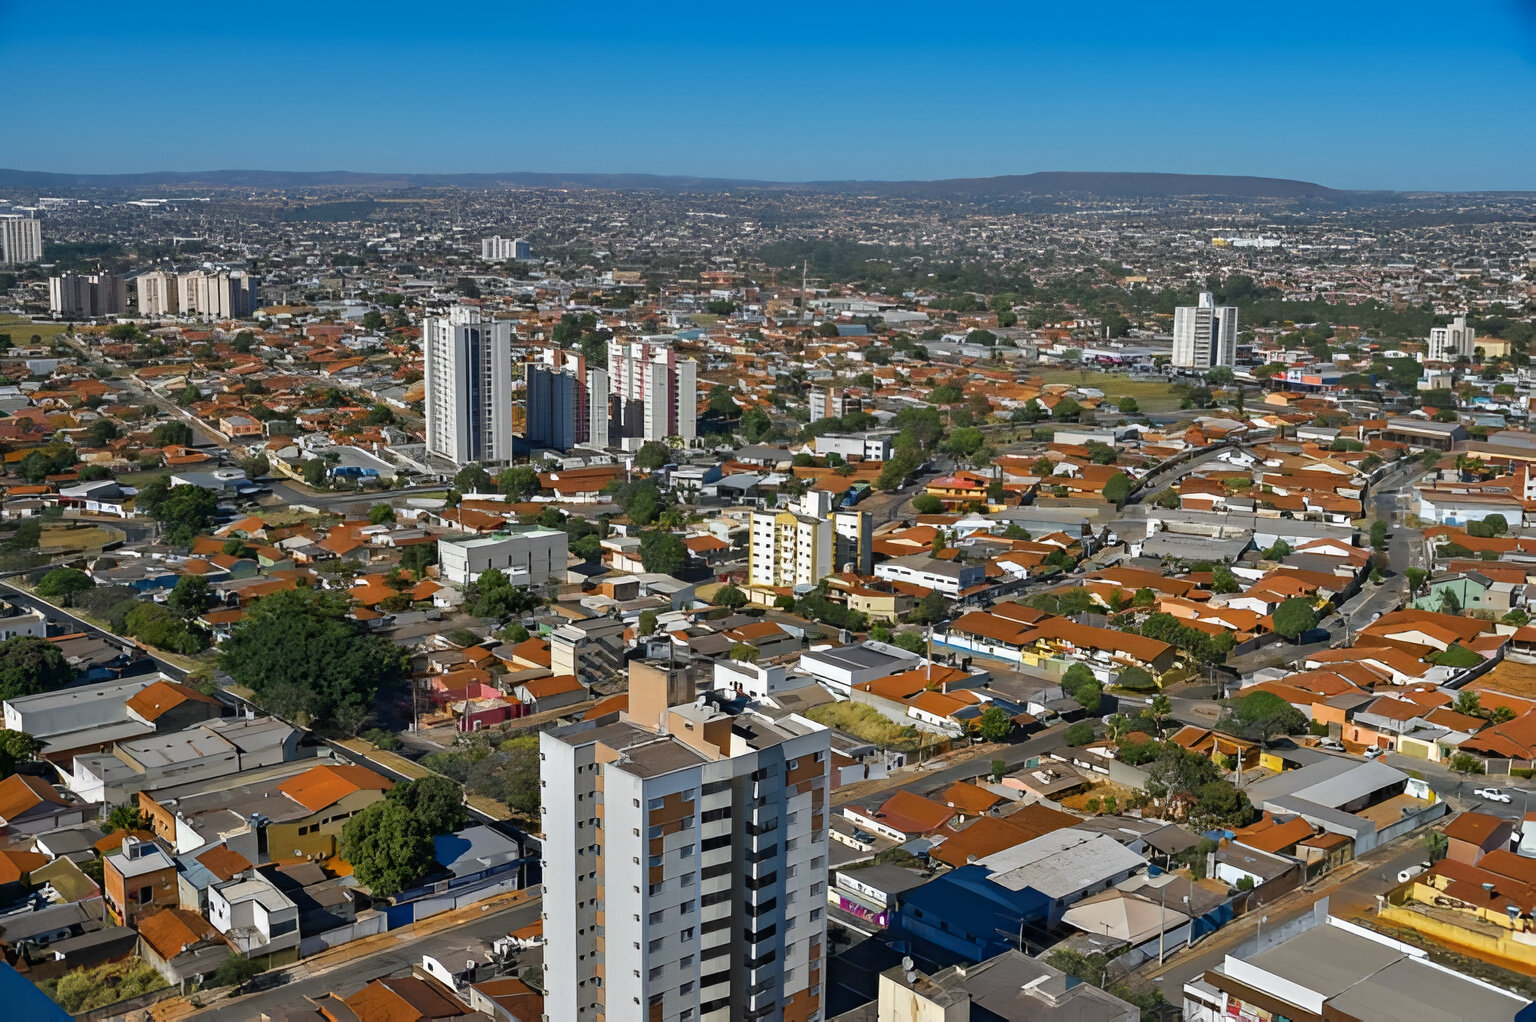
xmin=1318 ymin=739 xmax=1345 ymax=752
xmin=1474 ymin=787 xmax=1513 ymax=803
xmin=1363 ymin=747 xmax=1385 ymax=759
xmin=1397 ymin=862 xmax=1431 ymax=884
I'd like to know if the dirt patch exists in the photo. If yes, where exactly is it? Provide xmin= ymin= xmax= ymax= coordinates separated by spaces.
xmin=1474 ymin=658 xmax=1536 ymax=699
xmin=39 ymin=522 xmax=119 ymax=553
xmin=1059 ymin=780 xmax=1138 ymax=811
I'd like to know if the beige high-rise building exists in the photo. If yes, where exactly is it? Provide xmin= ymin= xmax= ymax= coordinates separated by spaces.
xmin=135 ymin=271 xmax=179 ymax=316
xmin=748 ymin=490 xmax=871 ymax=591
xmin=0 ymin=215 xmax=42 ymax=266
xmin=1171 ymin=292 xmax=1238 ymax=369
xmin=177 ymin=270 xmax=260 ymax=319
xmin=608 ymin=338 xmax=698 ymax=443
xmin=540 ymin=661 xmax=831 ymax=1022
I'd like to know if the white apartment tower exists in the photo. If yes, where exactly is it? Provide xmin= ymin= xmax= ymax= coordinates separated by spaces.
xmin=481 ymin=235 xmax=531 ymax=261
xmin=49 ymin=271 xmax=127 ymax=318
xmin=423 ymin=306 xmax=514 ymax=466
xmin=1171 ymin=292 xmax=1238 ymax=369
xmin=609 ymin=339 xmax=699 ymax=443
xmin=540 ymin=661 xmax=831 ymax=1022
xmin=1425 ymin=315 xmax=1475 ymax=363
xmin=748 ymin=490 xmax=871 ymax=590
xmin=175 ymin=270 xmax=260 ymax=319
xmin=0 ymin=215 xmax=43 ymax=266
xmin=135 ymin=270 xmax=179 ymax=316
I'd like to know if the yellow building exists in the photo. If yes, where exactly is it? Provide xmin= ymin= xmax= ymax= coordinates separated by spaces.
xmin=270 ymin=764 xmax=392 ymax=860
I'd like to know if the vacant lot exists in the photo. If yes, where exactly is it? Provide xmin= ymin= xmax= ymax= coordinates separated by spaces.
xmin=39 ymin=522 xmax=121 ymax=553
xmin=1029 ymin=369 xmax=1189 ymax=413
xmin=0 ymin=314 xmax=70 ymax=345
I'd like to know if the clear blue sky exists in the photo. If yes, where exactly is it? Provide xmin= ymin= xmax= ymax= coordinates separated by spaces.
xmin=5 ymin=0 xmax=1536 ymax=190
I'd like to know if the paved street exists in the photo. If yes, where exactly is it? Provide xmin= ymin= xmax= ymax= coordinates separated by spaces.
xmin=0 ymin=580 xmax=188 ymax=680
xmin=192 ymin=895 xmax=543 ymax=1020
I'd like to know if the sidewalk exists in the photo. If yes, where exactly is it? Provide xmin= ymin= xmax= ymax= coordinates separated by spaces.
xmin=152 ymin=887 xmax=536 ymax=1021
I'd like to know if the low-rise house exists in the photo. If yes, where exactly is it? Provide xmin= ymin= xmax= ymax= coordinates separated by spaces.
xmin=0 ymin=774 xmax=92 ymax=836
xmin=136 ymin=906 xmax=230 ymax=988
xmin=103 ymin=835 xmax=178 ymax=926
xmin=208 ymin=871 xmax=300 ymax=963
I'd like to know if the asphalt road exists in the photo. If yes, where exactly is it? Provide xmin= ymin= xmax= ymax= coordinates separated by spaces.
xmin=196 ymin=895 xmax=544 ymax=1020
xmin=1139 ymin=841 xmax=1430 ymax=996
xmin=0 ymin=581 xmax=187 ymax=680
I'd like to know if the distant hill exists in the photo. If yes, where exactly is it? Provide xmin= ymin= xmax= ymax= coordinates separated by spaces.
xmin=0 ymin=167 xmax=1355 ymax=199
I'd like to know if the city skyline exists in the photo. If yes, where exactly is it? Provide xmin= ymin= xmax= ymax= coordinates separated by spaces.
xmin=4 ymin=1 xmax=1536 ymax=190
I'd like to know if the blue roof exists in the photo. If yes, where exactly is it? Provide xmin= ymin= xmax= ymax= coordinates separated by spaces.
xmin=896 ymin=864 xmax=1049 ymax=954
xmin=0 ymin=961 xmax=70 ymax=1021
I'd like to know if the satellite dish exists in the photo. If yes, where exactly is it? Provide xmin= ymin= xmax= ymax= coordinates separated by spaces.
xmin=901 ymin=956 xmax=914 ymax=972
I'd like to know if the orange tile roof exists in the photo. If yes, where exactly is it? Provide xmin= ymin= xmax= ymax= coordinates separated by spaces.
xmin=0 ymin=849 xmax=49 ymax=886
xmin=136 ymin=907 xmax=222 ymax=961
xmin=0 ymin=774 xmax=70 ymax=822
xmin=125 ymin=679 xmax=220 ymax=722
xmin=277 ymin=764 xmax=392 ymax=813
xmin=196 ymin=844 xmax=253 ymax=881
xmin=868 ymin=790 xmax=956 ymax=836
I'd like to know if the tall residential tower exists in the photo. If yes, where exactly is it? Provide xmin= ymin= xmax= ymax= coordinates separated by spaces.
xmin=1171 ymin=291 xmax=1238 ymax=369
xmin=422 ymin=306 xmax=514 ymax=466
xmin=525 ymin=346 xmax=610 ymax=451
xmin=609 ymin=338 xmax=698 ymax=444
xmin=541 ymin=662 xmax=831 ymax=1022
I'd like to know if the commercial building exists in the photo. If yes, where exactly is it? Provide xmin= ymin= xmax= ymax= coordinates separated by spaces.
xmin=0 ymin=214 xmax=42 ymax=265
xmin=813 ymin=432 xmax=894 ymax=462
xmin=809 ymin=387 xmax=860 ymax=423
xmin=480 ymin=235 xmax=530 ymax=261
xmin=1172 ymin=292 xmax=1238 ymax=369
xmin=748 ymin=490 xmax=871 ymax=590
xmin=1425 ymin=314 xmax=1475 ymax=363
xmin=1183 ymin=913 xmax=1533 ymax=1022
xmin=540 ymin=667 xmax=832 ymax=1022
xmin=609 ymin=338 xmax=698 ymax=444
xmin=48 ymin=271 xmax=128 ymax=318
xmin=525 ymin=347 xmax=609 ymax=450
xmin=177 ymin=270 xmax=260 ymax=319
xmin=423 ymin=306 xmax=514 ymax=465
xmin=437 ymin=527 xmax=569 ymax=588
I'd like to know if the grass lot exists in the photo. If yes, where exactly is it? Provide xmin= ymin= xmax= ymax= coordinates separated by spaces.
xmin=1028 ymin=369 xmax=1189 ymax=413
xmin=806 ymin=702 xmax=905 ymax=745
xmin=0 ymin=314 xmax=71 ymax=345
xmin=1059 ymin=780 xmax=1139 ymax=812
xmin=39 ymin=522 xmax=121 ymax=553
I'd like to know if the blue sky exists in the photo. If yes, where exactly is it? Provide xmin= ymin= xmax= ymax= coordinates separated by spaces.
xmin=5 ymin=0 xmax=1536 ymax=189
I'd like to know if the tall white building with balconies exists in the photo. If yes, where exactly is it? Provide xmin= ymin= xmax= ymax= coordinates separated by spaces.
xmin=541 ymin=662 xmax=831 ymax=1022
xmin=609 ymin=338 xmax=698 ymax=444
xmin=748 ymin=490 xmax=871 ymax=591
xmin=0 ymin=215 xmax=42 ymax=266
xmin=422 ymin=306 xmax=514 ymax=466
xmin=1171 ymin=292 xmax=1238 ymax=369
xmin=1425 ymin=314 xmax=1475 ymax=363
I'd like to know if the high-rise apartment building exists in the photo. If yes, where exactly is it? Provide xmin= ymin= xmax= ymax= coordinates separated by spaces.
xmin=540 ymin=660 xmax=831 ymax=1022
xmin=1425 ymin=314 xmax=1475 ymax=363
xmin=135 ymin=270 xmax=179 ymax=316
xmin=609 ymin=339 xmax=698 ymax=443
xmin=1171 ymin=292 xmax=1238 ymax=369
xmin=0 ymin=215 xmax=43 ymax=266
xmin=525 ymin=347 xmax=610 ymax=451
xmin=481 ymin=235 xmax=531 ymax=261
xmin=48 ymin=271 xmax=127 ymax=318
xmin=177 ymin=270 xmax=260 ymax=320
xmin=748 ymin=490 xmax=871 ymax=590
xmin=423 ymin=306 xmax=514 ymax=466
xmin=808 ymin=387 xmax=861 ymax=423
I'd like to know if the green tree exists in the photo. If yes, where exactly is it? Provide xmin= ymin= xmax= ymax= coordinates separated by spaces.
xmin=220 ymin=588 xmax=408 ymax=727
xmin=634 ymin=441 xmax=671 ymax=471
xmin=1447 ymin=752 xmax=1486 ymax=782
xmin=238 ymin=454 xmax=270 ymax=480
xmin=36 ymin=567 xmax=94 ymax=605
xmin=1064 ymin=720 xmax=1097 ymax=746
xmin=101 ymin=802 xmax=152 ymax=834
xmin=384 ymin=775 xmax=467 ymax=836
xmin=976 ymin=705 xmax=1013 ymax=743
xmin=0 ymin=636 xmax=72 ymax=701
xmin=1117 ymin=396 xmax=1139 ymax=414
xmin=0 ymin=729 xmax=43 ymax=779
xmin=341 ymin=799 xmax=433 ymax=897
xmin=1219 ymin=690 xmax=1307 ymax=746
xmin=912 ymin=494 xmax=944 ymax=514
xmin=401 ymin=543 xmax=438 ymax=576
xmin=894 ymin=632 xmax=926 ymax=653
xmin=369 ymin=503 xmax=396 ymax=525
xmin=638 ymin=610 xmax=659 ymax=636
xmin=715 ymin=584 xmax=747 ymax=609
xmin=210 ymin=952 xmax=261 ymax=990
xmin=167 ymin=574 xmax=212 ymax=617
xmin=1102 ymin=472 xmax=1131 ymax=506
xmin=739 ymin=407 xmax=773 ymax=443
xmin=639 ymin=531 xmax=687 ymax=575
xmin=495 ymin=466 xmax=541 ymax=501
xmin=730 ymin=643 xmax=760 ymax=663
xmin=1271 ymin=598 xmax=1318 ymax=642
xmin=1369 ymin=520 xmax=1389 ymax=551
xmin=152 ymin=485 xmax=219 ymax=544
xmin=454 ymin=463 xmax=491 ymax=493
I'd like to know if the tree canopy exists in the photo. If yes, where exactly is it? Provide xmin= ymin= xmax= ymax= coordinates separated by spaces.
xmin=341 ymin=798 xmax=434 ymax=897
xmin=0 ymin=636 xmax=73 ymax=701
xmin=220 ymin=588 xmax=408 ymax=729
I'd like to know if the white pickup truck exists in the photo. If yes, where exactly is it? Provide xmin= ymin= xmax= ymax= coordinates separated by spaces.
xmin=1474 ymin=787 xmax=1513 ymax=804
